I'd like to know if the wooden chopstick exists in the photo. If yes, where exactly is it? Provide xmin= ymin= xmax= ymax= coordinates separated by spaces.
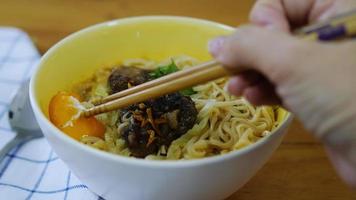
xmin=297 ymin=9 xmax=356 ymax=40
xmin=301 ymin=19 xmax=356 ymax=41
xmin=83 ymin=62 xmax=230 ymax=117
xmin=296 ymin=8 xmax=356 ymax=34
xmin=82 ymin=9 xmax=356 ymax=117
xmin=90 ymin=60 xmax=219 ymax=105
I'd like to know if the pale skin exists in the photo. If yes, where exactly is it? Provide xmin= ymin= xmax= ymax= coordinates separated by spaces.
xmin=209 ymin=0 xmax=356 ymax=188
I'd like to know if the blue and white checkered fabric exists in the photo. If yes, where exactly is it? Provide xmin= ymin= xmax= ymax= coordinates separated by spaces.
xmin=0 ymin=27 xmax=101 ymax=200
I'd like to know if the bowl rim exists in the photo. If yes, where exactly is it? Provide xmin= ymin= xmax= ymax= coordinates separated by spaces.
xmin=30 ymin=15 xmax=293 ymax=168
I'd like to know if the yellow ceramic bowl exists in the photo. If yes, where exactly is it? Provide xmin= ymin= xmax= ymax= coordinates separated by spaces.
xmin=30 ymin=16 xmax=292 ymax=200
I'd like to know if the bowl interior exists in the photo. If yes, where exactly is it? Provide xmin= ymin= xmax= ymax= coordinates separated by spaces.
xmin=33 ymin=16 xmax=288 ymax=147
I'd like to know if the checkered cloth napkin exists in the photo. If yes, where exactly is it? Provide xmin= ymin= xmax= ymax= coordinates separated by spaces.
xmin=0 ymin=27 xmax=102 ymax=200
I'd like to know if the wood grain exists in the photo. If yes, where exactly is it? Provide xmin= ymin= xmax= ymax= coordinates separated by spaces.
xmin=1 ymin=0 xmax=355 ymax=199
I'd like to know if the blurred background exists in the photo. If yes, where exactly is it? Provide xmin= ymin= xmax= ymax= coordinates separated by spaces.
xmin=0 ymin=0 xmax=355 ymax=199
xmin=0 ymin=0 xmax=252 ymax=54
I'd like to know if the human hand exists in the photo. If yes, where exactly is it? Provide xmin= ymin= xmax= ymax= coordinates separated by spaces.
xmin=209 ymin=0 xmax=356 ymax=187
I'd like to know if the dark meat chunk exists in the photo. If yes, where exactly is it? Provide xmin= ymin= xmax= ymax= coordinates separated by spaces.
xmin=108 ymin=66 xmax=150 ymax=94
xmin=120 ymin=93 xmax=198 ymax=158
xmin=107 ymin=66 xmax=198 ymax=158
xmin=123 ymin=121 xmax=158 ymax=157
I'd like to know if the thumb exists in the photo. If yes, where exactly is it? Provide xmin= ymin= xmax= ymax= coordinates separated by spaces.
xmin=208 ymin=25 xmax=311 ymax=84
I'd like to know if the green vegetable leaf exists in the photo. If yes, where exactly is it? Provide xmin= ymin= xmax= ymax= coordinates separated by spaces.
xmin=159 ymin=61 xmax=178 ymax=75
xmin=149 ymin=61 xmax=179 ymax=79
xmin=149 ymin=60 xmax=196 ymax=96
xmin=148 ymin=71 xmax=161 ymax=78
xmin=180 ymin=88 xmax=196 ymax=96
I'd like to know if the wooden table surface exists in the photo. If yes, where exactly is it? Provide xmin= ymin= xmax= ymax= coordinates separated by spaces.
xmin=1 ymin=0 xmax=355 ymax=199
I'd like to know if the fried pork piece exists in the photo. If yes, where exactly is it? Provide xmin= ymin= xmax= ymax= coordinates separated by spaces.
xmin=120 ymin=93 xmax=197 ymax=158
xmin=107 ymin=66 xmax=198 ymax=158
xmin=108 ymin=66 xmax=150 ymax=94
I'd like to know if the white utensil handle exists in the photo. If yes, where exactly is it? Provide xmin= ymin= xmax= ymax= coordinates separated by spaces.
xmin=0 ymin=135 xmax=25 ymax=162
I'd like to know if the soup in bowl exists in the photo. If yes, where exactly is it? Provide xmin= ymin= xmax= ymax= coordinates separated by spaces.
xmin=30 ymin=16 xmax=293 ymax=200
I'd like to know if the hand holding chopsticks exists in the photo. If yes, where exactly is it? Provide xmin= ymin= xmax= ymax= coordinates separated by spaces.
xmin=82 ymin=9 xmax=356 ymax=117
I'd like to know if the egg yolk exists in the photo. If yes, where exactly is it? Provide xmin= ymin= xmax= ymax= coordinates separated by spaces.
xmin=49 ymin=92 xmax=105 ymax=140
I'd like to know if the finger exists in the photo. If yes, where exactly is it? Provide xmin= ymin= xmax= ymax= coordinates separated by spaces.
xmin=250 ymin=0 xmax=290 ymax=31
xmin=209 ymin=25 xmax=311 ymax=84
xmin=243 ymin=79 xmax=281 ymax=106
xmin=280 ymin=0 xmax=315 ymax=27
xmin=251 ymin=0 xmax=356 ymax=30
xmin=250 ymin=0 xmax=315 ymax=30
xmin=227 ymin=71 xmax=263 ymax=96
xmin=311 ymin=0 xmax=356 ymax=22
xmin=279 ymin=0 xmax=356 ymax=25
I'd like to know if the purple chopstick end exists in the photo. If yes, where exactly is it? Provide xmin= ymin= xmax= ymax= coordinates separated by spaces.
xmin=318 ymin=26 xmax=347 ymax=40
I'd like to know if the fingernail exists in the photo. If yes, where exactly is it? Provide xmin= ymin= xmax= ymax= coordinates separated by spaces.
xmin=208 ymin=37 xmax=225 ymax=56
